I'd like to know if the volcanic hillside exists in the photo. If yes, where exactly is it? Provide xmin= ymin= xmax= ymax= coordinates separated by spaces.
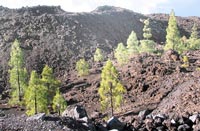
xmin=1 ymin=5 xmax=200 ymax=131
xmin=0 ymin=5 xmax=200 ymax=90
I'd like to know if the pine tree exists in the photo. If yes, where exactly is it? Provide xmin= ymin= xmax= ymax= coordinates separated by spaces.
xmin=9 ymin=39 xmax=28 ymax=105
xmin=53 ymin=90 xmax=67 ymax=115
xmin=190 ymin=23 xmax=199 ymax=40
xmin=164 ymin=10 xmax=181 ymax=51
xmin=126 ymin=31 xmax=139 ymax=55
xmin=189 ymin=23 xmax=200 ymax=49
xmin=98 ymin=60 xmax=126 ymax=116
xmin=41 ymin=65 xmax=60 ymax=112
xmin=114 ymin=43 xmax=129 ymax=65
xmin=94 ymin=48 xmax=104 ymax=62
xmin=143 ymin=18 xmax=152 ymax=40
xmin=139 ymin=19 xmax=156 ymax=53
xmin=76 ymin=59 xmax=89 ymax=76
xmin=25 ymin=71 xmax=48 ymax=116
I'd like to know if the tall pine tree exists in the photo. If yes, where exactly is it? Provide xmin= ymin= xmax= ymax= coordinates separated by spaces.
xmin=98 ymin=60 xmax=126 ymax=116
xmin=25 ymin=71 xmax=48 ymax=116
xmin=126 ymin=31 xmax=139 ymax=55
xmin=9 ymin=39 xmax=28 ymax=105
xmin=41 ymin=65 xmax=60 ymax=112
xmin=164 ymin=10 xmax=181 ymax=51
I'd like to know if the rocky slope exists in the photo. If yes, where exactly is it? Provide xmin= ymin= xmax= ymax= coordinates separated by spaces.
xmin=0 ymin=5 xmax=200 ymax=90
xmin=62 ymin=50 xmax=200 ymax=117
xmin=2 ymin=50 xmax=200 ymax=131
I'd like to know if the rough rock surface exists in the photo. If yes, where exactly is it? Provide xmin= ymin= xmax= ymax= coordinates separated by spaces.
xmin=2 ymin=107 xmax=200 ymax=131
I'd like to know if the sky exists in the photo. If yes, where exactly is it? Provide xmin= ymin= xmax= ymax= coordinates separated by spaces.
xmin=1 ymin=0 xmax=200 ymax=17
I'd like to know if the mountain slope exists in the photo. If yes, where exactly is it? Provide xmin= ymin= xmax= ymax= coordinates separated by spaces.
xmin=2 ymin=6 xmax=200 ymax=131
xmin=0 ymin=5 xmax=200 ymax=104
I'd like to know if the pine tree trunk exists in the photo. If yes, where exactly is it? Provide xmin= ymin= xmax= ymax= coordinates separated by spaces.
xmin=35 ymin=87 xmax=37 ymax=114
xmin=172 ymin=39 xmax=175 ymax=50
xmin=58 ymin=105 xmax=60 ymax=116
xmin=109 ymin=82 xmax=114 ymax=117
xmin=47 ymin=83 xmax=52 ymax=112
xmin=17 ymin=65 xmax=21 ymax=102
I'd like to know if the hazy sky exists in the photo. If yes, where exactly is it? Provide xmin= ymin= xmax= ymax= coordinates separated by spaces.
xmin=1 ymin=0 xmax=199 ymax=17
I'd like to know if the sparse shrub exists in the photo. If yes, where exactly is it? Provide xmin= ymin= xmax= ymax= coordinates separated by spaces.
xmin=181 ymin=56 xmax=189 ymax=68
